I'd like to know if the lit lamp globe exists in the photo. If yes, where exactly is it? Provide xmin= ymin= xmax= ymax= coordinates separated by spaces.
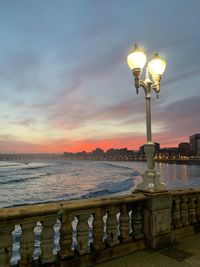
xmin=148 ymin=52 xmax=166 ymax=79
xmin=127 ymin=44 xmax=147 ymax=74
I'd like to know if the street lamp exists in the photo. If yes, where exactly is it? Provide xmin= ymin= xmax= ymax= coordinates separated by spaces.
xmin=127 ymin=44 xmax=166 ymax=192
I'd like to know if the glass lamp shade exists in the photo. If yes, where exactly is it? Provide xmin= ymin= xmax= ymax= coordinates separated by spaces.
xmin=148 ymin=52 xmax=166 ymax=76
xmin=127 ymin=44 xmax=147 ymax=70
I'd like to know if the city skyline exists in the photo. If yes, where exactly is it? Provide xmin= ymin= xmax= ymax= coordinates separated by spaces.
xmin=1 ymin=133 xmax=198 ymax=156
xmin=0 ymin=1 xmax=200 ymax=153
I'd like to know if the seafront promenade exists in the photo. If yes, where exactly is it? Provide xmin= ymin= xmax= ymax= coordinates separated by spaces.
xmin=0 ymin=188 xmax=200 ymax=266
xmin=96 ymin=233 xmax=200 ymax=267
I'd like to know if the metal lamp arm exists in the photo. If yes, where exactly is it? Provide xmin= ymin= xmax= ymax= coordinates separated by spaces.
xmin=151 ymin=83 xmax=160 ymax=98
xmin=135 ymin=78 xmax=151 ymax=98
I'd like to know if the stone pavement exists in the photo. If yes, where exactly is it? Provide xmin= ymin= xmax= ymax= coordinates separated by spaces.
xmin=96 ymin=233 xmax=200 ymax=267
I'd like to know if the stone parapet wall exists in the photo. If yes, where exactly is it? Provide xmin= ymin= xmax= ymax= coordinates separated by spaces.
xmin=0 ymin=189 xmax=200 ymax=267
xmin=0 ymin=194 xmax=146 ymax=267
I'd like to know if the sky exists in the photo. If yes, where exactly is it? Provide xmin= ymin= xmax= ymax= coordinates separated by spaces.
xmin=0 ymin=0 xmax=200 ymax=153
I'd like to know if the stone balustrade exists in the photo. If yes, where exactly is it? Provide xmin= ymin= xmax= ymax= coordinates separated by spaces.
xmin=171 ymin=188 xmax=200 ymax=238
xmin=0 ymin=188 xmax=200 ymax=267
xmin=0 ymin=193 xmax=146 ymax=267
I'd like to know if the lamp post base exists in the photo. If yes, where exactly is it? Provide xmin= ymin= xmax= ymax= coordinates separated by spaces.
xmin=136 ymin=143 xmax=166 ymax=193
xmin=136 ymin=170 xmax=166 ymax=193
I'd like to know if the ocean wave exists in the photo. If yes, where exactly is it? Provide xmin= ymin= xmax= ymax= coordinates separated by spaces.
xmin=130 ymin=171 xmax=140 ymax=176
xmin=0 ymin=176 xmax=39 ymax=185
xmin=20 ymin=165 xmax=52 ymax=171
xmin=0 ymin=164 xmax=20 ymax=168
xmin=101 ymin=162 xmax=133 ymax=170
xmin=0 ymin=172 xmax=55 ymax=185
xmin=100 ymin=162 xmax=140 ymax=176
xmin=0 ymin=172 xmax=41 ymax=177
xmin=33 ymin=178 xmax=135 ymax=204
xmin=58 ymin=161 xmax=72 ymax=165
xmin=82 ymin=189 xmax=110 ymax=198
xmin=83 ymin=177 xmax=134 ymax=198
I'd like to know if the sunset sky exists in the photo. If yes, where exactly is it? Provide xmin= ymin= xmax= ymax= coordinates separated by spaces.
xmin=0 ymin=0 xmax=200 ymax=153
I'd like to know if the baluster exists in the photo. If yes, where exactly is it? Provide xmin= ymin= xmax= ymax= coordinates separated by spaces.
xmin=0 ymin=224 xmax=13 ymax=267
xmin=196 ymin=196 xmax=200 ymax=221
xmin=59 ymin=213 xmax=74 ymax=259
xmin=172 ymin=197 xmax=181 ymax=228
xmin=92 ymin=208 xmax=105 ymax=250
xmin=40 ymin=217 xmax=56 ymax=264
xmin=180 ymin=196 xmax=189 ymax=227
xmin=106 ymin=206 xmax=119 ymax=247
xmin=19 ymin=221 xmax=35 ymax=267
xmin=132 ymin=203 xmax=144 ymax=240
xmin=77 ymin=213 xmax=90 ymax=255
xmin=188 ymin=196 xmax=197 ymax=224
xmin=119 ymin=205 xmax=132 ymax=243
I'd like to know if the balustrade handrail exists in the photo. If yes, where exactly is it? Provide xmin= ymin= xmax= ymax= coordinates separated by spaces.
xmin=0 ymin=193 xmax=146 ymax=222
xmin=170 ymin=188 xmax=200 ymax=196
xmin=1 ymin=188 xmax=200 ymax=222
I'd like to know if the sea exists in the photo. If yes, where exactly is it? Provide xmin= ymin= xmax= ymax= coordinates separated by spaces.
xmin=1 ymin=159 xmax=200 ymax=264
xmin=1 ymin=159 xmax=200 ymax=208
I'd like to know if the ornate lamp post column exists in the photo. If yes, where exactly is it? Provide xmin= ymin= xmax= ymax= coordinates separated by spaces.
xmin=127 ymin=44 xmax=166 ymax=192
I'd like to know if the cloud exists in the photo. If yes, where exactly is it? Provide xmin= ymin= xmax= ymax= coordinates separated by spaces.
xmin=162 ymin=68 xmax=200 ymax=87
xmin=0 ymin=0 xmax=200 ymax=153
xmin=155 ymin=96 xmax=200 ymax=132
xmin=11 ymin=118 xmax=37 ymax=129
xmin=0 ymin=50 xmax=40 ymax=88
xmin=0 ymin=134 xmax=17 ymax=140
xmin=97 ymin=95 xmax=200 ymax=148
xmin=0 ymin=132 xmax=145 ymax=153
xmin=37 ymin=92 xmax=145 ymax=132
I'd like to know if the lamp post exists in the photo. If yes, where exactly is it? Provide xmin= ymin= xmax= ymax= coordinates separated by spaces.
xmin=127 ymin=44 xmax=166 ymax=192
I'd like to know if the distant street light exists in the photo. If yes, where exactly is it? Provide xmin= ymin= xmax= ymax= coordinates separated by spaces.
xmin=127 ymin=44 xmax=166 ymax=192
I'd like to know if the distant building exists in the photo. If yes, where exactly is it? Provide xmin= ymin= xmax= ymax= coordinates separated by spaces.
xmin=91 ymin=148 xmax=104 ymax=156
xmin=178 ymin=142 xmax=190 ymax=154
xmin=139 ymin=145 xmax=145 ymax=156
xmin=106 ymin=148 xmax=116 ymax=156
xmin=189 ymin=134 xmax=200 ymax=154
xmin=158 ymin=147 xmax=179 ymax=159
xmin=154 ymin=143 xmax=160 ymax=152
xmin=197 ymin=139 xmax=200 ymax=155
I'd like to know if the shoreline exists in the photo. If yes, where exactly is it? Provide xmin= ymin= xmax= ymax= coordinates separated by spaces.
xmin=155 ymin=159 xmax=200 ymax=165
xmin=1 ymin=158 xmax=200 ymax=166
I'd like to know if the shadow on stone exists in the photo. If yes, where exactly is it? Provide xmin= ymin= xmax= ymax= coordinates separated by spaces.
xmin=160 ymin=247 xmax=192 ymax=262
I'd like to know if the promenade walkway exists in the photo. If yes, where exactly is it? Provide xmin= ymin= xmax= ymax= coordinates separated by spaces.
xmin=96 ymin=233 xmax=200 ymax=267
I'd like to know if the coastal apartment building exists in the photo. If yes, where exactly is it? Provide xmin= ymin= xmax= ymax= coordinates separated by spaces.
xmin=197 ymin=139 xmax=200 ymax=155
xmin=189 ymin=133 xmax=200 ymax=154
xmin=178 ymin=142 xmax=190 ymax=154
